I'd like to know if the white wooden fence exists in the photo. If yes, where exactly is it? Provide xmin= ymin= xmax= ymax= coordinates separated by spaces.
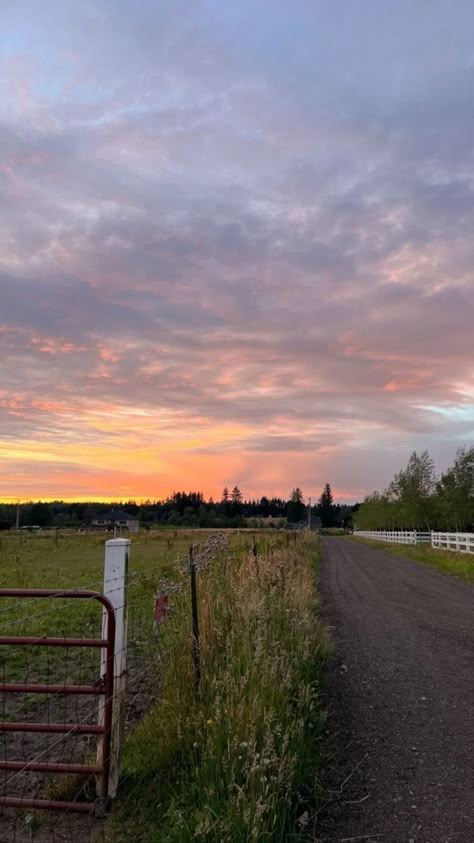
xmin=431 ymin=532 xmax=474 ymax=554
xmin=354 ymin=530 xmax=474 ymax=555
xmin=354 ymin=530 xmax=431 ymax=545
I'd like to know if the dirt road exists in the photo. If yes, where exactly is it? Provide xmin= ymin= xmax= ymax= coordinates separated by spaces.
xmin=319 ymin=537 xmax=474 ymax=843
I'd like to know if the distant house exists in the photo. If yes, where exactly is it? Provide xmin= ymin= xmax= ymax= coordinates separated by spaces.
xmin=286 ymin=520 xmax=309 ymax=531
xmin=310 ymin=516 xmax=322 ymax=530
xmin=91 ymin=509 xmax=139 ymax=533
xmin=286 ymin=516 xmax=322 ymax=531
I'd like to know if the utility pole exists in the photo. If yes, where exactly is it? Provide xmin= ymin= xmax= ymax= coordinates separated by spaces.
xmin=307 ymin=497 xmax=311 ymax=530
xmin=15 ymin=501 xmax=20 ymax=530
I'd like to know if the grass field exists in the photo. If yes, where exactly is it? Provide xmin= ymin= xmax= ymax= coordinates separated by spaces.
xmin=351 ymin=535 xmax=474 ymax=583
xmin=0 ymin=530 xmax=212 ymax=687
xmin=103 ymin=531 xmax=328 ymax=842
xmin=0 ymin=530 xmax=328 ymax=842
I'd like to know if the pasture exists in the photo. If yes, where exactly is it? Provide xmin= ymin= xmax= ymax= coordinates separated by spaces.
xmin=0 ymin=530 xmax=205 ymax=686
xmin=0 ymin=529 xmax=327 ymax=842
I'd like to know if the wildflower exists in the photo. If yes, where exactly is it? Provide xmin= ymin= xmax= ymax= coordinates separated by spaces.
xmin=297 ymin=811 xmax=309 ymax=828
xmin=207 ymin=718 xmax=213 ymax=727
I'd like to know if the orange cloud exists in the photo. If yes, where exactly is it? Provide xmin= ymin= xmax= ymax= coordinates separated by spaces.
xmin=98 ymin=345 xmax=121 ymax=363
xmin=30 ymin=337 xmax=88 ymax=354
xmin=383 ymin=379 xmax=421 ymax=392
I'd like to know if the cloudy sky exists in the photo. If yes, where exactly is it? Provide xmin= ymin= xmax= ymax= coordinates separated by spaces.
xmin=1 ymin=0 xmax=473 ymax=502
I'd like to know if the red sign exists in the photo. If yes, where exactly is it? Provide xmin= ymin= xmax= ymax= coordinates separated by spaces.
xmin=153 ymin=594 xmax=168 ymax=625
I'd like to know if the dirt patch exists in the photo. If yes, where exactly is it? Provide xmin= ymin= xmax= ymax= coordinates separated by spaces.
xmin=317 ymin=536 xmax=474 ymax=843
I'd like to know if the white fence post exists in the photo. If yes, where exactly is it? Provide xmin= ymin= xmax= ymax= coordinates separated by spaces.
xmin=97 ymin=538 xmax=130 ymax=800
xmin=356 ymin=529 xmax=474 ymax=554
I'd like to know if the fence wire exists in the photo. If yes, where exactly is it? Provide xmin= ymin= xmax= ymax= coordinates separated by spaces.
xmin=0 ymin=530 xmax=238 ymax=842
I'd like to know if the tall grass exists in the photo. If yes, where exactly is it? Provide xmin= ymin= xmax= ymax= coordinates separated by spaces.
xmin=104 ymin=533 xmax=329 ymax=842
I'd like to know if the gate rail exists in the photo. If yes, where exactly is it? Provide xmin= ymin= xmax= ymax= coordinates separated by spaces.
xmin=0 ymin=588 xmax=116 ymax=814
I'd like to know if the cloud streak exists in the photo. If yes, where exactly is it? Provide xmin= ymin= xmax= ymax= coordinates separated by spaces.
xmin=1 ymin=1 xmax=473 ymax=501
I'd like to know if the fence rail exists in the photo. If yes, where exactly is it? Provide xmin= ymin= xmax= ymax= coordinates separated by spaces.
xmin=0 ymin=587 xmax=116 ymax=816
xmin=354 ymin=530 xmax=431 ymax=545
xmin=431 ymin=532 xmax=474 ymax=554
xmin=354 ymin=530 xmax=474 ymax=554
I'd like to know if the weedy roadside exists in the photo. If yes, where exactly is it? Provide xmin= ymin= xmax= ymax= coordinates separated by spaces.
xmin=102 ymin=532 xmax=330 ymax=842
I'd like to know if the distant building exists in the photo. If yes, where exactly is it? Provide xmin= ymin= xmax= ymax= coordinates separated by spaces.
xmin=310 ymin=516 xmax=322 ymax=530
xmin=91 ymin=509 xmax=139 ymax=533
xmin=286 ymin=516 xmax=322 ymax=531
xmin=286 ymin=520 xmax=306 ymax=530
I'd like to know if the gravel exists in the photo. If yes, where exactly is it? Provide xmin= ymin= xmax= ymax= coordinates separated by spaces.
xmin=318 ymin=536 xmax=474 ymax=843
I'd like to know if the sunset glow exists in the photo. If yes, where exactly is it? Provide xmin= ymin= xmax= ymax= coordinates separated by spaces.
xmin=1 ymin=2 xmax=473 ymax=503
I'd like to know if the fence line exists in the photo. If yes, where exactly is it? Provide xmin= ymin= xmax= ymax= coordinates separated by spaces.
xmin=354 ymin=530 xmax=431 ymax=545
xmin=431 ymin=532 xmax=474 ymax=554
xmin=354 ymin=530 xmax=474 ymax=554
xmin=0 ymin=530 xmax=238 ymax=841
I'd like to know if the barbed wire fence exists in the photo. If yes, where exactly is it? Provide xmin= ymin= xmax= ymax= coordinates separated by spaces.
xmin=0 ymin=531 xmax=236 ymax=842
xmin=0 ymin=534 xmax=248 ymax=843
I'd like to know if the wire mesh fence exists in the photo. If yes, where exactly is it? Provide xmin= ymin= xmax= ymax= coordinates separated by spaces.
xmin=0 ymin=529 xmax=249 ymax=842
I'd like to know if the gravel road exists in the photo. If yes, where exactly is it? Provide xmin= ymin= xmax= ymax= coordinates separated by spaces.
xmin=319 ymin=536 xmax=474 ymax=843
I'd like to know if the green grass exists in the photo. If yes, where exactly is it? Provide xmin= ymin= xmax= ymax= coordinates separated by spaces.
xmin=0 ymin=530 xmax=241 ymax=705
xmin=102 ymin=533 xmax=329 ymax=843
xmin=351 ymin=535 xmax=474 ymax=583
xmin=0 ymin=530 xmax=329 ymax=840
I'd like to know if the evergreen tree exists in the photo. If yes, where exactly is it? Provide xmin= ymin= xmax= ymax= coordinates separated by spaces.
xmin=287 ymin=488 xmax=306 ymax=522
xmin=318 ymin=483 xmax=336 ymax=527
xmin=231 ymin=486 xmax=243 ymax=505
xmin=28 ymin=502 xmax=53 ymax=528
xmin=231 ymin=486 xmax=243 ymax=514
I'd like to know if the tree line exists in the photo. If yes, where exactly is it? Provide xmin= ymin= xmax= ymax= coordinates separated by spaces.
xmin=355 ymin=447 xmax=474 ymax=532
xmin=0 ymin=483 xmax=356 ymax=530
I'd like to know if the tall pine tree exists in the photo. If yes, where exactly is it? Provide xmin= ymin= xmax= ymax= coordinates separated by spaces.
xmin=318 ymin=483 xmax=335 ymax=527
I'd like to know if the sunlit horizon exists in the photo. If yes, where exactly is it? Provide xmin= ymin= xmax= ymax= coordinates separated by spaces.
xmin=1 ymin=2 xmax=472 ymax=502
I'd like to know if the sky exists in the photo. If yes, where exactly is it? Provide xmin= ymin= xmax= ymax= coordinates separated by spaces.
xmin=1 ymin=0 xmax=473 ymax=503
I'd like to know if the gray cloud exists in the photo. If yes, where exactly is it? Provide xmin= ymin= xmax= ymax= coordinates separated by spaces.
xmin=1 ymin=0 xmax=473 ymax=498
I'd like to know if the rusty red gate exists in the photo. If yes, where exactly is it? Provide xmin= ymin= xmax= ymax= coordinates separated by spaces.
xmin=0 ymin=588 xmax=116 ymax=814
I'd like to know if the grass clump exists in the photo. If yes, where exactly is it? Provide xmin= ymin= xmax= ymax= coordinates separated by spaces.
xmin=104 ymin=533 xmax=329 ymax=842
xmin=351 ymin=536 xmax=474 ymax=583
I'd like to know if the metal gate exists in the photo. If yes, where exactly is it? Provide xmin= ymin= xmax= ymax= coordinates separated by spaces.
xmin=0 ymin=588 xmax=116 ymax=814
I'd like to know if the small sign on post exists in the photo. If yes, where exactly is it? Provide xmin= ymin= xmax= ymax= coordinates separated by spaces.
xmin=153 ymin=593 xmax=168 ymax=636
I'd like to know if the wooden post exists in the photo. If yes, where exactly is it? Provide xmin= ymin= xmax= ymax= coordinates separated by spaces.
xmin=190 ymin=546 xmax=201 ymax=690
xmin=97 ymin=538 xmax=130 ymax=799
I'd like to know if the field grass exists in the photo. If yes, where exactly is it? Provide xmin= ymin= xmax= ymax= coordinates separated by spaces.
xmin=351 ymin=535 xmax=474 ymax=583
xmin=0 ymin=530 xmax=214 ymax=688
xmin=0 ymin=529 xmax=329 ymax=842
xmin=102 ymin=532 xmax=329 ymax=843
